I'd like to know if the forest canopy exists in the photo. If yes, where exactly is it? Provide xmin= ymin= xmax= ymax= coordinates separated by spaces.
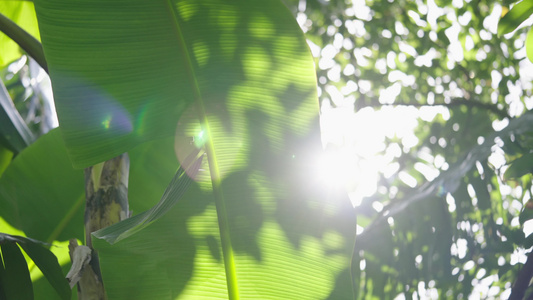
xmin=283 ymin=0 xmax=533 ymax=298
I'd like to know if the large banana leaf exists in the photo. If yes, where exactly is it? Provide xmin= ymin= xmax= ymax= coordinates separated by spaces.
xmin=0 ymin=128 xmax=188 ymax=299
xmin=0 ymin=129 xmax=84 ymax=243
xmin=92 ymin=111 xmax=356 ymax=299
xmin=0 ymin=127 xmax=188 ymax=247
xmin=32 ymin=0 xmax=356 ymax=298
xmin=34 ymin=0 xmax=319 ymax=169
xmin=0 ymin=128 xmax=355 ymax=298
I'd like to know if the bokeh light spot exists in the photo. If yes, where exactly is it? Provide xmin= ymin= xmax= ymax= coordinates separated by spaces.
xmin=102 ymin=116 xmax=111 ymax=129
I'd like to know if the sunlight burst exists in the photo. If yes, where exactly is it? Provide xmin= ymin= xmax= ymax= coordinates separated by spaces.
xmin=316 ymin=146 xmax=358 ymax=189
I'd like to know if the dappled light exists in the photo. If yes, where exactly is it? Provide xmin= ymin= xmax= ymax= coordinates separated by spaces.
xmin=287 ymin=0 xmax=533 ymax=297
xmin=32 ymin=0 xmax=356 ymax=298
xmin=2 ymin=0 xmax=533 ymax=298
xmin=0 ymin=0 xmax=358 ymax=298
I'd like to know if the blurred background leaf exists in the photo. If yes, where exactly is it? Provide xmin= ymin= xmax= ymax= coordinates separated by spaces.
xmin=0 ymin=78 xmax=34 ymax=154
xmin=0 ymin=239 xmax=33 ymax=300
xmin=498 ymin=0 xmax=533 ymax=36
xmin=0 ymin=233 xmax=71 ymax=300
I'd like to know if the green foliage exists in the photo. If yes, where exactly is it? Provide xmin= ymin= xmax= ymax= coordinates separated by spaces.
xmin=505 ymin=152 xmax=533 ymax=180
xmin=0 ymin=233 xmax=71 ymax=300
xmin=527 ymin=27 xmax=533 ymax=63
xmin=93 ymin=147 xmax=203 ymax=244
xmin=499 ymin=0 xmax=533 ymax=64
xmin=33 ymin=0 xmax=320 ymax=169
xmin=0 ymin=1 xmax=39 ymax=68
xmin=3 ymin=0 xmax=533 ymax=298
xmin=0 ymin=51 xmax=56 ymax=171
xmin=498 ymin=0 xmax=533 ymax=36
xmin=1 ymin=241 xmax=33 ymax=300
xmin=0 ymin=0 xmax=355 ymax=299
xmin=282 ymin=0 xmax=533 ymax=298
xmin=0 ymin=129 xmax=84 ymax=243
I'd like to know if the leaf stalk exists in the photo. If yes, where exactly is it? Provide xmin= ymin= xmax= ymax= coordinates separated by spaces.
xmin=0 ymin=13 xmax=48 ymax=73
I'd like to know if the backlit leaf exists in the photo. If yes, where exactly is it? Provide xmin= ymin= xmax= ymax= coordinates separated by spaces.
xmin=0 ymin=241 xmax=33 ymax=300
xmin=504 ymin=152 xmax=533 ymax=180
xmin=526 ymin=27 xmax=533 ymax=63
xmin=0 ymin=1 xmax=40 ymax=68
xmin=30 ymin=0 xmax=359 ymax=298
xmin=498 ymin=0 xmax=533 ymax=36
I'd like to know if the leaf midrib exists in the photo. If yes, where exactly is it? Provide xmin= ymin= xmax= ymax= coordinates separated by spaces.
xmin=164 ymin=2 xmax=239 ymax=299
xmin=46 ymin=192 xmax=84 ymax=244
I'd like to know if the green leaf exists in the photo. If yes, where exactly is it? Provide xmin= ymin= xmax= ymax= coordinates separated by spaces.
xmin=1 ymin=125 xmax=356 ymax=299
xmin=32 ymin=0 xmax=319 ymax=169
xmin=498 ymin=0 xmax=533 ymax=36
xmin=31 ymin=261 xmax=78 ymax=300
xmin=0 ymin=127 xmax=188 ymax=243
xmin=31 ymin=0 xmax=355 ymax=298
xmin=0 ymin=79 xmax=35 ymax=154
xmin=0 ymin=146 xmax=13 ymax=178
xmin=0 ymin=241 xmax=33 ymax=300
xmin=0 ymin=126 xmax=193 ymax=245
xmin=94 ymin=176 xmax=356 ymax=299
xmin=93 ymin=148 xmax=203 ymax=244
xmin=519 ymin=203 xmax=533 ymax=225
xmin=0 ymin=129 xmax=84 ymax=243
xmin=15 ymin=236 xmax=71 ymax=300
xmin=0 ymin=1 xmax=40 ymax=68
xmin=524 ymin=231 xmax=533 ymax=248
xmin=527 ymin=27 xmax=533 ymax=64
xmin=0 ymin=130 xmax=185 ymax=298
xmin=0 ymin=247 xmax=6 ymax=300
xmin=0 ymin=233 xmax=71 ymax=300
xmin=361 ymin=112 xmax=533 ymax=239
xmin=0 ymin=13 xmax=47 ymax=73
xmin=503 ymin=0 xmax=519 ymax=6
xmin=94 ymin=93 xmax=355 ymax=297
xmin=504 ymin=152 xmax=533 ymax=180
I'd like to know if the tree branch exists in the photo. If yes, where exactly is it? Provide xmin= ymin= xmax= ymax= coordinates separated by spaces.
xmin=510 ymin=250 xmax=533 ymax=300
xmin=367 ymin=98 xmax=510 ymax=119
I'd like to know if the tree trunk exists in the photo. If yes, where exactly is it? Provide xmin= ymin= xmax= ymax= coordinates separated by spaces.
xmin=68 ymin=153 xmax=130 ymax=300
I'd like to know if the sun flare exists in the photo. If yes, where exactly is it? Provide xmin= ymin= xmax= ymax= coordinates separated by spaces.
xmin=316 ymin=100 xmax=444 ymax=206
